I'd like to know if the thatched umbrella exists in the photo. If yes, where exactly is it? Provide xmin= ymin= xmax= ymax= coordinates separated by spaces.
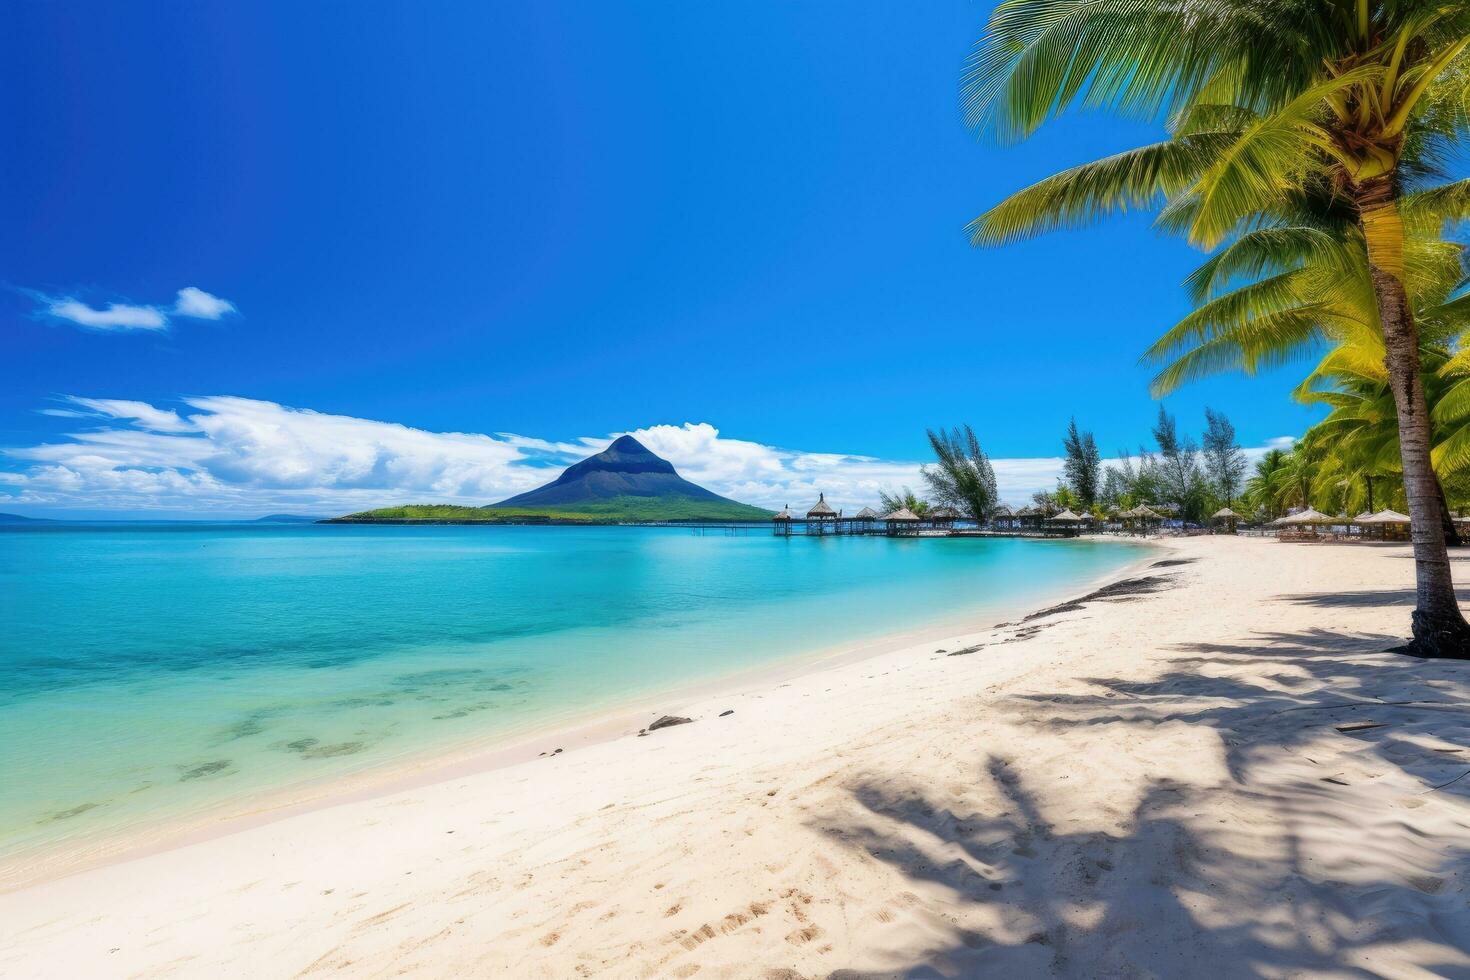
xmin=1211 ymin=506 xmax=1241 ymax=534
xmin=1272 ymin=507 xmax=1335 ymax=525
xmin=1360 ymin=509 xmax=1411 ymax=523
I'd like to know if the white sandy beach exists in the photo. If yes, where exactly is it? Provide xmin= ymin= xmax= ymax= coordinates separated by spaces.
xmin=7 ymin=535 xmax=1470 ymax=978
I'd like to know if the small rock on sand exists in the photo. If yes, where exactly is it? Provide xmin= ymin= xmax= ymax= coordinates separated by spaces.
xmin=719 ymin=710 xmax=734 ymax=717
xmin=648 ymin=715 xmax=693 ymax=731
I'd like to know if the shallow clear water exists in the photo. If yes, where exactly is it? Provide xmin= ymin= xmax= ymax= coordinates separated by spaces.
xmin=0 ymin=523 xmax=1147 ymax=859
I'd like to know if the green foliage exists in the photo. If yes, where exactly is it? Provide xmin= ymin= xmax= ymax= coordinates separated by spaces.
xmin=921 ymin=425 xmax=999 ymax=519
xmin=335 ymin=496 xmax=772 ymax=524
xmin=1202 ymin=408 xmax=1247 ymax=507
xmin=878 ymin=488 xmax=931 ymax=519
xmin=1061 ymin=417 xmax=1101 ymax=506
xmin=965 ymin=0 xmax=1470 ymax=563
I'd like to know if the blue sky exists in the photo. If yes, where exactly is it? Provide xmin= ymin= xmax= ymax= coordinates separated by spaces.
xmin=1 ymin=2 xmax=1323 ymax=517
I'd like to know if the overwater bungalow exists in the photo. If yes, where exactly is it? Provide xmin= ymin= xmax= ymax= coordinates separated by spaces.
xmin=852 ymin=506 xmax=879 ymax=533
xmin=806 ymin=493 xmax=838 ymax=535
xmin=772 ymin=505 xmax=793 ymax=537
xmin=1015 ymin=506 xmax=1045 ymax=532
xmin=882 ymin=507 xmax=921 ymax=536
xmin=928 ymin=505 xmax=960 ymax=530
xmin=1048 ymin=509 xmax=1085 ymax=536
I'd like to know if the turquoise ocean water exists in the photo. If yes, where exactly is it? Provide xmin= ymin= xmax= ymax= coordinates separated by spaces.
xmin=0 ymin=524 xmax=1147 ymax=862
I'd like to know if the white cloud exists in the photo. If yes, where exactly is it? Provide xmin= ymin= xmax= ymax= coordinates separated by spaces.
xmin=47 ymin=299 xmax=166 ymax=331
xmin=65 ymin=397 xmax=194 ymax=433
xmin=173 ymin=286 xmax=236 ymax=320
xmin=3 ymin=396 xmax=1291 ymax=516
xmin=2 ymin=397 xmax=1076 ymax=516
xmin=34 ymin=287 xmax=237 ymax=332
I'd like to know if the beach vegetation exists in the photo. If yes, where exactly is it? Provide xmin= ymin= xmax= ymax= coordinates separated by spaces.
xmin=965 ymin=0 xmax=1470 ymax=656
xmin=1061 ymin=417 xmax=1102 ymax=507
xmin=878 ymin=488 xmax=932 ymax=519
xmin=921 ymin=425 xmax=1000 ymax=519
xmin=1202 ymin=409 xmax=1247 ymax=508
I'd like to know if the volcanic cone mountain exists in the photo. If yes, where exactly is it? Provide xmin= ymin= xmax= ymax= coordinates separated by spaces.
xmin=490 ymin=435 xmax=768 ymax=519
xmin=331 ymin=435 xmax=770 ymax=522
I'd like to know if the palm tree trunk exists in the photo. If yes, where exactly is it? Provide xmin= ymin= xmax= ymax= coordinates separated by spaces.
xmin=1436 ymin=477 xmax=1463 ymax=547
xmin=1365 ymin=474 xmax=1375 ymax=514
xmin=1357 ymin=176 xmax=1470 ymax=657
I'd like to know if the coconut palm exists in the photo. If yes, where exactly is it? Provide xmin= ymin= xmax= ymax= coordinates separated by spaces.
xmin=1245 ymin=447 xmax=1293 ymax=520
xmin=966 ymin=0 xmax=1470 ymax=656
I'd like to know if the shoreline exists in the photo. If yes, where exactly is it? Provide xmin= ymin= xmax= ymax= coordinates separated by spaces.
xmin=12 ymin=535 xmax=1470 ymax=976
xmin=0 ymin=536 xmax=1159 ymax=893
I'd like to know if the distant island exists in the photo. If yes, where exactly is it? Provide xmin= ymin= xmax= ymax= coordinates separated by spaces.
xmin=0 ymin=513 xmax=54 ymax=524
xmin=328 ymin=435 xmax=772 ymax=524
xmin=252 ymin=514 xmax=321 ymax=524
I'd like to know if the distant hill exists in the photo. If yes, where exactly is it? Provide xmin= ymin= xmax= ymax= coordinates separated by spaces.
xmin=333 ymin=435 xmax=771 ymax=524
xmin=252 ymin=514 xmax=321 ymax=524
xmin=0 ymin=513 xmax=54 ymax=524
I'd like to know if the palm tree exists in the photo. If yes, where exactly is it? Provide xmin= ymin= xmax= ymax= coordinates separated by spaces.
xmin=1246 ymin=447 xmax=1293 ymax=520
xmin=966 ymin=0 xmax=1470 ymax=656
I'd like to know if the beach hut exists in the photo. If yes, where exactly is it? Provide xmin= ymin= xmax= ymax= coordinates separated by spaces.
xmin=772 ymin=505 xmax=793 ymax=537
xmin=929 ymin=505 xmax=960 ymax=530
xmin=1273 ymin=507 xmax=1335 ymax=525
xmin=1272 ymin=507 xmax=1338 ymax=540
xmin=1015 ymin=505 xmax=1045 ymax=532
xmin=1211 ymin=506 xmax=1241 ymax=534
xmin=1358 ymin=509 xmax=1412 ymax=541
xmin=1135 ymin=505 xmax=1164 ymax=525
xmin=882 ymin=507 xmax=921 ymax=536
xmin=990 ymin=504 xmax=1014 ymax=530
xmin=1047 ymin=508 xmax=1085 ymax=536
xmin=806 ymin=493 xmax=838 ymax=535
xmin=852 ymin=506 xmax=879 ymax=533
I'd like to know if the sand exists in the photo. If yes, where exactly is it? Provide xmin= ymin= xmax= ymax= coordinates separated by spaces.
xmin=6 ymin=535 xmax=1470 ymax=978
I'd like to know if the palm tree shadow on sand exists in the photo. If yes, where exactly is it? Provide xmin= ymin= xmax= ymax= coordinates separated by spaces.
xmin=812 ymin=627 xmax=1470 ymax=978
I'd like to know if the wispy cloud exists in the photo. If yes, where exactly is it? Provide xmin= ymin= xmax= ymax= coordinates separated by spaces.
xmin=65 ymin=397 xmax=195 ymax=434
xmin=46 ymin=299 xmax=167 ymax=331
xmin=32 ymin=286 xmax=238 ymax=332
